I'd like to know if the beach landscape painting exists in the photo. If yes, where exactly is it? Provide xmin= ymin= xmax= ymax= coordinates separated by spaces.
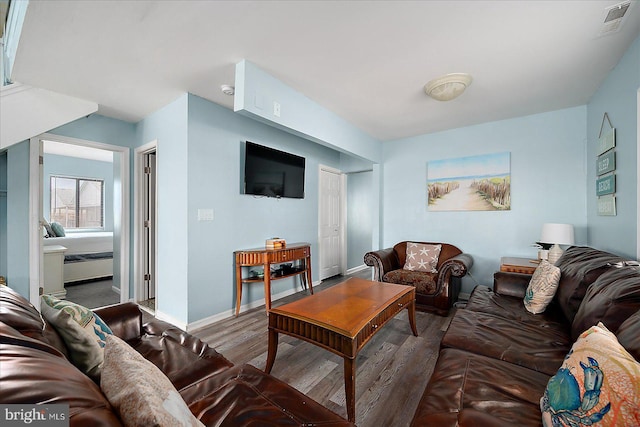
xmin=428 ymin=152 xmax=511 ymax=211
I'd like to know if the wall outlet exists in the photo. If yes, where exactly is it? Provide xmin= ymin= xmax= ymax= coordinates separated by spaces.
xmin=273 ymin=101 xmax=281 ymax=117
xmin=197 ymin=209 xmax=214 ymax=221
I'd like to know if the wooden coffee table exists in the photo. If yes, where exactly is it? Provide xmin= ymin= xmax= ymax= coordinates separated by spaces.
xmin=265 ymin=277 xmax=418 ymax=422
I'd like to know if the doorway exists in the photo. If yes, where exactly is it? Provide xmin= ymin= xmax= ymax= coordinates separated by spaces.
xmin=135 ymin=142 xmax=157 ymax=313
xmin=29 ymin=133 xmax=130 ymax=308
xmin=318 ymin=165 xmax=345 ymax=280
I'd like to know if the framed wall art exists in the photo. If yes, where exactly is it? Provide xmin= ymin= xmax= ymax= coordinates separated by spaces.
xmin=427 ymin=152 xmax=511 ymax=212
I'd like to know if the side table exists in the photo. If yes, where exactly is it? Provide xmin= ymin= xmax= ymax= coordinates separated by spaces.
xmin=499 ymin=257 xmax=538 ymax=275
xmin=234 ymin=242 xmax=313 ymax=316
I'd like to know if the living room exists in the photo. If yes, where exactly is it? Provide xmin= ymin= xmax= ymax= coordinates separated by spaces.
xmin=1 ymin=1 xmax=638 ymax=331
xmin=1 ymin=2 xmax=639 ymax=426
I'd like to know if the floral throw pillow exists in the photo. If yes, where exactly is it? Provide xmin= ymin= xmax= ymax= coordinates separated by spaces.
xmin=40 ymin=295 xmax=112 ymax=380
xmin=101 ymin=335 xmax=204 ymax=427
xmin=403 ymin=243 xmax=441 ymax=273
xmin=524 ymin=260 xmax=561 ymax=314
xmin=541 ymin=323 xmax=640 ymax=427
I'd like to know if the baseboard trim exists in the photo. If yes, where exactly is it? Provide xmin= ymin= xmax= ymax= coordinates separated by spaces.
xmin=458 ymin=292 xmax=471 ymax=302
xmin=187 ymin=286 xmax=304 ymax=332
xmin=346 ymin=264 xmax=369 ymax=275
xmin=155 ymin=310 xmax=188 ymax=331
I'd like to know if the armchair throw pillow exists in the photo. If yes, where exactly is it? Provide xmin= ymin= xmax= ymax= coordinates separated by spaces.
xmin=404 ymin=242 xmax=441 ymax=273
xmin=101 ymin=335 xmax=204 ymax=427
xmin=541 ymin=322 xmax=640 ymax=427
xmin=524 ymin=260 xmax=561 ymax=314
xmin=40 ymin=295 xmax=112 ymax=380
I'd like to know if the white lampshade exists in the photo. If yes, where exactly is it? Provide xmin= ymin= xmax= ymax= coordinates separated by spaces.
xmin=540 ymin=223 xmax=575 ymax=265
xmin=540 ymin=223 xmax=575 ymax=246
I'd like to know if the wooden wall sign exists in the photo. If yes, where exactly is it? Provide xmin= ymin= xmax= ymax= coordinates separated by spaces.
xmin=596 ymin=174 xmax=615 ymax=196
xmin=596 ymin=113 xmax=616 ymax=216
xmin=597 ymin=194 xmax=617 ymax=216
xmin=596 ymin=150 xmax=615 ymax=176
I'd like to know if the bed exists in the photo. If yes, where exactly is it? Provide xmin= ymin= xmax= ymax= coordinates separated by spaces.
xmin=43 ymin=231 xmax=113 ymax=283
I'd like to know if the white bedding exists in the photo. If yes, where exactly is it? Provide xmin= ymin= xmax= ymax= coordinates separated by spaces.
xmin=44 ymin=231 xmax=113 ymax=256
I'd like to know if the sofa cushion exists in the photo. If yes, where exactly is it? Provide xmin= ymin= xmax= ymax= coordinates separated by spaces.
xmin=40 ymin=295 xmax=113 ymax=380
xmin=466 ymin=285 xmax=567 ymax=327
xmin=572 ymin=266 xmax=640 ymax=340
xmin=383 ymin=269 xmax=437 ymax=295
xmin=130 ymin=319 xmax=234 ymax=391
xmin=541 ymin=323 xmax=640 ymax=427
xmin=524 ymin=260 xmax=561 ymax=314
xmin=617 ymin=309 xmax=640 ymax=362
xmin=0 ymin=286 xmax=68 ymax=356
xmin=411 ymin=348 xmax=551 ymax=427
xmin=180 ymin=364 xmax=353 ymax=426
xmin=554 ymin=246 xmax=626 ymax=323
xmin=101 ymin=335 xmax=204 ymax=427
xmin=403 ymin=242 xmax=441 ymax=273
xmin=441 ymin=308 xmax=571 ymax=375
xmin=0 ymin=323 xmax=122 ymax=426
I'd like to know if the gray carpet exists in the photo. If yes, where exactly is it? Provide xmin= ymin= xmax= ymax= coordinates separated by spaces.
xmin=65 ymin=279 xmax=120 ymax=309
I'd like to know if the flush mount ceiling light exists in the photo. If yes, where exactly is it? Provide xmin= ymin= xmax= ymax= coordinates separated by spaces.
xmin=424 ymin=73 xmax=472 ymax=101
xmin=220 ymin=84 xmax=235 ymax=96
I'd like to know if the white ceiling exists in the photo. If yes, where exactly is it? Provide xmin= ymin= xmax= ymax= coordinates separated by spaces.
xmin=12 ymin=1 xmax=640 ymax=142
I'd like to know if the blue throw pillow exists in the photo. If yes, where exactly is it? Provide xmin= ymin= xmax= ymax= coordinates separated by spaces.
xmin=51 ymin=222 xmax=66 ymax=237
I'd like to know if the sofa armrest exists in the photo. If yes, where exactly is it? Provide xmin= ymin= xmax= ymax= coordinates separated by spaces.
xmin=493 ymin=271 xmax=531 ymax=298
xmin=94 ymin=302 xmax=142 ymax=342
xmin=440 ymin=253 xmax=473 ymax=278
xmin=364 ymin=248 xmax=400 ymax=281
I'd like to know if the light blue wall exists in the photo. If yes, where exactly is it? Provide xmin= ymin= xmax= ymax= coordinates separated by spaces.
xmin=383 ymin=106 xmax=588 ymax=293
xmin=52 ymin=115 xmax=138 ymax=148
xmin=137 ymin=94 xmax=190 ymax=324
xmin=235 ymin=60 xmax=382 ymax=163
xmin=186 ymin=94 xmax=341 ymax=322
xmin=43 ymin=154 xmax=114 ymax=231
xmin=586 ymin=36 xmax=639 ymax=259
xmin=347 ymin=171 xmax=373 ymax=270
xmin=0 ymin=152 xmax=8 ymax=279
xmin=6 ymin=141 xmax=31 ymax=296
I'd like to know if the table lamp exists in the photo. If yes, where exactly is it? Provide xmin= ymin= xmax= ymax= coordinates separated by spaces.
xmin=540 ymin=223 xmax=575 ymax=264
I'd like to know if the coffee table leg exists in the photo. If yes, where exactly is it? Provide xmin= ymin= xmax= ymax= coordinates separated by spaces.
xmin=265 ymin=328 xmax=279 ymax=374
xmin=344 ymin=357 xmax=356 ymax=422
xmin=408 ymin=300 xmax=418 ymax=336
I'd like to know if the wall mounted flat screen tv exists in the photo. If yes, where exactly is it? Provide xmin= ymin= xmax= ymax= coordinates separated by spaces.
xmin=243 ymin=141 xmax=305 ymax=199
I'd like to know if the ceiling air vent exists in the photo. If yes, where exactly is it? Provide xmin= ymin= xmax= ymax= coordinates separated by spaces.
xmin=599 ymin=1 xmax=631 ymax=36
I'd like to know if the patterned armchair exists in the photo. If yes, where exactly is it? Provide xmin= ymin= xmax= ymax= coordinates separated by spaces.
xmin=364 ymin=241 xmax=473 ymax=315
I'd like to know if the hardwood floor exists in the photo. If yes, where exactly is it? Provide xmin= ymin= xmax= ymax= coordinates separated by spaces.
xmin=192 ymin=270 xmax=454 ymax=426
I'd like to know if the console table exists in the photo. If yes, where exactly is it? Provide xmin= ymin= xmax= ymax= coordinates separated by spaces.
xmin=234 ymin=242 xmax=313 ymax=316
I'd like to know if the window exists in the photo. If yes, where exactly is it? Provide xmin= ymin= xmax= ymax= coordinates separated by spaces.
xmin=50 ymin=176 xmax=104 ymax=229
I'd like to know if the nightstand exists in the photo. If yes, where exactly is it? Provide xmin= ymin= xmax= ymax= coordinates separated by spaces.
xmin=43 ymin=245 xmax=67 ymax=298
xmin=499 ymin=257 xmax=539 ymax=275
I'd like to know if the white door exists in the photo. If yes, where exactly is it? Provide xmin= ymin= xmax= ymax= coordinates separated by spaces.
xmin=143 ymin=151 xmax=157 ymax=300
xmin=319 ymin=166 xmax=342 ymax=280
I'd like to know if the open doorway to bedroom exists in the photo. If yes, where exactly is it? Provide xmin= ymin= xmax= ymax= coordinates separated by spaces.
xmin=31 ymin=134 xmax=129 ymax=309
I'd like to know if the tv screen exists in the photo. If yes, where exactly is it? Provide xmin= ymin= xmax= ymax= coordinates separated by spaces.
xmin=243 ymin=141 xmax=305 ymax=199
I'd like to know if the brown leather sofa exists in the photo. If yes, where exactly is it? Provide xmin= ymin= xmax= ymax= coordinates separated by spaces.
xmin=0 ymin=286 xmax=353 ymax=426
xmin=411 ymin=246 xmax=640 ymax=426
xmin=364 ymin=241 xmax=473 ymax=315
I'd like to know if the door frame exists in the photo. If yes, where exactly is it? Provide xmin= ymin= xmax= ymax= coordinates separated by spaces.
xmin=317 ymin=164 xmax=347 ymax=280
xmin=29 ymin=133 xmax=130 ymax=306
xmin=133 ymin=140 xmax=158 ymax=306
